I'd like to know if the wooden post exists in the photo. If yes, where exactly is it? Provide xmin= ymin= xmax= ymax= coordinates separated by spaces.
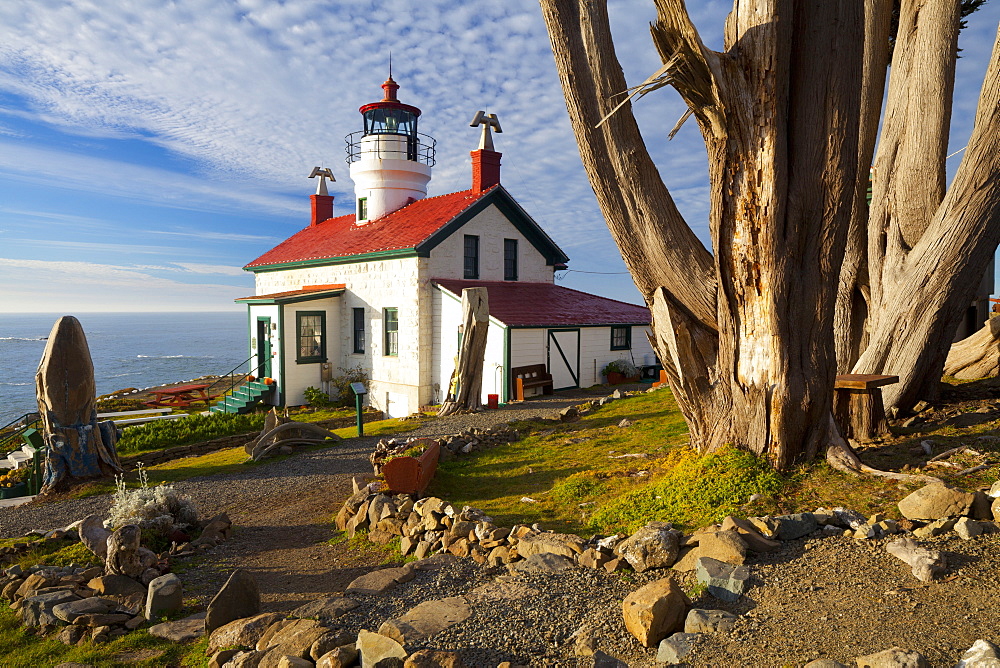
xmin=834 ymin=374 xmax=899 ymax=442
xmin=438 ymin=288 xmax=490 ymax=416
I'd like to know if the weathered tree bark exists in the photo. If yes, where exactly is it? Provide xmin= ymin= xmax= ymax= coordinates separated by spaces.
xmin=944 ymin=316 xmax=1000 ymax=379
xmin=243 ymin=407 xmax=339 ymax=461
xmin=542 ymin=0 xmax=862 ymax=468
xmin=438 ymin=288 xmax=490 ymax=417
xmin=35 ymin=316 xmax=122 ymax=493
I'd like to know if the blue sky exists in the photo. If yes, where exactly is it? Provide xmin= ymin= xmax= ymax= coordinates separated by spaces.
xmin=0 ymin=0 xmax=997 ymax=313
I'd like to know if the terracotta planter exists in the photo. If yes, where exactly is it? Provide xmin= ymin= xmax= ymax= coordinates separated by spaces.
xmin=382 ymin=440 xmax=441 ymax=495
xmin=607 ymin=372 xmax=638 ymax=385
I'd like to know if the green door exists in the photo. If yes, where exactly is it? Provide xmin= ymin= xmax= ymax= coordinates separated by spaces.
xmin=256 ymin=317 xmax=272 ymax=378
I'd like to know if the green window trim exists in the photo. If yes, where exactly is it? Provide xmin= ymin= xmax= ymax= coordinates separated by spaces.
xmin=384 ymin=307 xmax=399 ymax=356
xmin=358 ymin=197 xmax=368 ymax=221
xmin=296 ymin=311 xmax=327 ymax=363
xmin=610 ymin=325 xmax=632 ymax=351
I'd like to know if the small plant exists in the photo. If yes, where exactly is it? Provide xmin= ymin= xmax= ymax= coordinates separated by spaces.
xmin=602 ymin=358 xmax=638 ymax=378
xmin=117 ymin=412 xmax=267 ymax=454
xmin=303 ymin=386 xmax=333 ymax=409
xmin=328 ymin=365 xmax=370 ymax=406
xmin=108 ymin=462 xmax=199 ymax=537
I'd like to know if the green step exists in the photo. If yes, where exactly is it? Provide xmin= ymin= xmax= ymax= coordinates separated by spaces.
xmin=210 ymin=380 xmax=273 ymax=415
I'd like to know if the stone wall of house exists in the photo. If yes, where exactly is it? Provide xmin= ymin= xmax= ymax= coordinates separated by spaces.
xmin=427 ymin=203 xmax=555 ymax=283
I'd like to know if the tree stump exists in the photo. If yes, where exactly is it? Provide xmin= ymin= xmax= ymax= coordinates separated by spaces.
xmin=438 ymin=288 xmax=490 ymax=417
xmin=35 ymin=316 xmax=122 ymax=493
xmin=833 ymin=374 xmax=899 ymax=442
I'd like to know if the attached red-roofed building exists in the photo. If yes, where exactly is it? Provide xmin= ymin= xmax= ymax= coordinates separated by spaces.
xmin=237 ymin=77 xmax=654 ymax=415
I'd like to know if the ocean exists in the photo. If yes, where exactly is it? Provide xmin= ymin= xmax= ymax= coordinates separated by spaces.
xmin=1 ymin=312 xmax=248 ymax=426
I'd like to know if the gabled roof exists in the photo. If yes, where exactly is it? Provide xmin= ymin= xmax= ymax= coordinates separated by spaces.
xmin=235 ymin=284 xmax=345 ymax=304
xmin=244 ymin=186 xmax=569 ymax=272
xmin=433 ymin=279 xmax=650 ymax=327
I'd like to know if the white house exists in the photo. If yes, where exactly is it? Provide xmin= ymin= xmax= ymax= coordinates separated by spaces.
xmin=236 ymin=76 xmax=654 ymax=417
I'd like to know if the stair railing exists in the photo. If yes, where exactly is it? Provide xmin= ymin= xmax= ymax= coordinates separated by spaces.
xmin=205 ymin=357 xmax=272 ymax=406
xmin=0 ymin=412 xmax=41 ymax=454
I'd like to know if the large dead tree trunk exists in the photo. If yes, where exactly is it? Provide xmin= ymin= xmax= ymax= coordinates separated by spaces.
xmin=944 ymin=316 xmax=1000 ymax=379
xmin=542 ymin=0 xmax=863 ymax=468
xmin=36 ymin=316 xmax=122 ymax=493
xmin=438 ymin=288 xmax=490 ymax=417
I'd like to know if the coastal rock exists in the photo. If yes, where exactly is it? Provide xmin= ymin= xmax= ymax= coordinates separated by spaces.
xmin=897 ymin=483 xmax=974 ymax=521
xmin=621 ymin=577 xmax=690 ymax=648
xmin=205 ymin=569 xmax=260 ymax=634
xmin=615 ymin=522 xmax=680 ymax=571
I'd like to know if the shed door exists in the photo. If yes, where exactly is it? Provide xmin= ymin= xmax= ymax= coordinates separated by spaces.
xmin=547 ymin=328 xmax=580 ymax=390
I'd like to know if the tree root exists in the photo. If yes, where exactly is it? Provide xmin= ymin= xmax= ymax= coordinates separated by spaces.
xmin=825 ymin=416 xmax=941 ymax=483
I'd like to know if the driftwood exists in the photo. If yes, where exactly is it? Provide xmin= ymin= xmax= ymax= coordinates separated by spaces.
xmin=36 ymin=316 xmax=123 ymax=493
xmin=944 ymin=317 xmax=1000 ymax=379
xmin=244 ymin=408 xmax=339 ymax=461
xmin=438 ymin=288 xmax=490 ymax=417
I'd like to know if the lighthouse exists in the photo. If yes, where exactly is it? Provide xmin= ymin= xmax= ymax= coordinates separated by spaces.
xmin=345 ymin=76 xmax=436 ymax=224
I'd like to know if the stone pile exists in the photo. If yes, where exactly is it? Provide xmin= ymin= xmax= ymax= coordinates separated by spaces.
xmin=370 ymin=425 xmax=520 ymax=474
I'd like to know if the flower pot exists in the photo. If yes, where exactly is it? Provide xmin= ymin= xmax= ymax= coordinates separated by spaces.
xmin=382 ymin=440 xmax=441 ymax=494
xmin=607 ymin=372 xmax=626 ymax=385
xmin=0 ymin=482 xmax=29 ymax=500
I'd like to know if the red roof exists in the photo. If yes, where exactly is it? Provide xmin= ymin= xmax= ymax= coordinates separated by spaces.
xmin=434 ymin=279 xmax=650 ymax=327
xmin=245 ymin=189 xmax=489 ymax=269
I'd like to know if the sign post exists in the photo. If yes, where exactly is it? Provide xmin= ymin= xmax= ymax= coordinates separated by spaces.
xmin=350 ymin=382 xmax=368 ymax=437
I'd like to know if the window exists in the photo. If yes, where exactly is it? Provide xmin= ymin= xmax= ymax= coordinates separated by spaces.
xmin=384 ymin=307 xmax=398 ymax=356
xmin=504 ymin=238 xmax=518 ymax=281
xmin=610 ymin=325 xmax=632 ymax=351
xmin=352 ymin=307 xmax=365 ymax=354
xmin=296 ymin=312 xmax=326 ymax=363
xmin=358 ymin=197 xmax=368 ymax=221
xmin=463 ymin=235 xmax=479 ymax=279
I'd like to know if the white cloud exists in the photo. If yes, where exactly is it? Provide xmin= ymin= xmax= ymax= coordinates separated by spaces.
xmin=172 ymin=262 xmax=247 ymax=276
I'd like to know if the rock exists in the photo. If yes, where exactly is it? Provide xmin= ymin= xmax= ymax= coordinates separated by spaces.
xmin=52 ymin=597 xmax=115 ymax=623
xmin=208 ymin=612 xmax=285 ymax=655
xmin=345 ymin=565 xmax=415 ymax=595
xmin=656 ymin=632 xmax=701 ymax=664
xmin=209 ymin=649 xmax=242 ymax=668
xmin=508 ymin=552 xmax=576 ymax=573
xmin=276 ymin=658 xmax=312 ymax=668
xmin=719 ymin=516 xmax=781 ymax=553
xmin=614 ymin=522 xmax=680 ymax=571
xmin=148 ymin=611 xmax=206 ymax=642
xmin=695 ymin=557 xmax=751 ymax=602
xmin=86 ymin=574 xmax=146 ymax=612
xmin=79 ymin=515 xmax=111 ymax=560
xmin=288 ymin=596 xmax=359 ymax=621
xmin=885 ymin=538 xmax=947 ymax=582
xmin=73 ymin=613 xmax=131 ymax=627
xmin=145 ymin=573 xmax=183 ymax=621
xmin=912 ymin=518 xmax=957 ymax=539
xmin=970 ymin=492 xmax=995 ymax=520
xmin=205 ymin=569 xmax=261 ymax=635
xmin=854 ymin=647 xmax=930 ymax=667
xmin=403 ymin=649 xmax=466 ymax=668
xmin=222 ymin=650 xmax=267 ymax=668
xmin=572 ymin=625 xmax=597 ymax=656
xmin=21 ymin=590 xmax=80 ymax=627
xmin=621 ymin=577 xmax=690 ymax=648
xmin=258 ymin=619 xmax=329 ymax=668
xmin=684 ymin=608 xmax=738 ymax=634
xmin=356 ymin=629 xmax=407 ymax=667
xmin=993 ymin=497 xmax=1000 ymax=522
xmin=378 ymin=597 xmax=471 ymax=644
xmin=105 ymin=525 xmax=144 ymax=578
xmin=771 ymin=513 xmax=818 ymax=540
xmin=954 ymin=517 xmax=984 ymax=540
xmin=57 ymin=624 xmax=88 ymax=645
xmin=804 ymin=661 xmax=850 ymax=668
xmin=257 ymin=619 xmax=295 ymax=651
xmin=691 ymin=530 xmax=748 ymax=566
xmin=310 ymin=630 xmax=356 ymax=661
xmin=411 ymin=553 xmax=460 ymax=570
xmin=317 ymin=645 xmax=359 ymax=668
xmin=515 ymin=532 xmax=586 ymax=559
xmin=955 ymin=639 xmax=1000 ymax=667
xmin=898 ymin=483 xmax=975 ymax=521
xmin=16 ymin=572 xmax=56 ymax=599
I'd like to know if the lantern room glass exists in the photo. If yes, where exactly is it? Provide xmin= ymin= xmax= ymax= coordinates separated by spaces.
xmin=363 ymin=108 xmax=418 ymax=137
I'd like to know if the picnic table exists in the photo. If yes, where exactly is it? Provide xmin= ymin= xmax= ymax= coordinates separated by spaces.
xmin=145 ymin=383 xmax=213 ymax=409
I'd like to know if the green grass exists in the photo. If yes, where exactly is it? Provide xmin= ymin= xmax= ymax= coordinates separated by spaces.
xmin=0 ymin=602 xmax=208 ymax=668
xmin=117 ymin=412 xmax=267 ymax=454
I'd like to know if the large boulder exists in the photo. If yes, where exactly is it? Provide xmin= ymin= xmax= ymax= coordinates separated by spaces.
xmin=897 ymin=483 xmax=975 ymax=521
xmin=257 ymin=619 xmax=330 ymax=668
xmin=145 ymin=573 xmax=183 ymax=621
xmin=205 ymin=569 xmax=261 ymax=635
xmin=356 ymin=629 xmax=407 ymax=667
xmin=345 ymin=565 xmax=415 ymax=595
xmin=207 ymin=612 xmax=285 ymax=654
xmin=621 ymin=577 xmax=690 ymax=648
xmin=615 ymin=522 xmax=680 ymax=572
xmin=516 ymin=532 xmax=587 ymax=559
xmin=378 ymin=597 xmax=471 ymax=644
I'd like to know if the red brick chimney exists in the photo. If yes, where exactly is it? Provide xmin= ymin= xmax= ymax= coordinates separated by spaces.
xmin=471 ymin=149 xmax=501 ymax=194
xmin=310 ymin=194 xmax=334 ymax=226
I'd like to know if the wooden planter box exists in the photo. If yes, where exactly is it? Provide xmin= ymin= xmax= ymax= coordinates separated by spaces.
xmin=607 ymin=372 xmax=640 ymax=385
xmin=0 ymin=482 xmax=29 ymax=500
xmin=382 ymin=440 xmax=441 ymax=495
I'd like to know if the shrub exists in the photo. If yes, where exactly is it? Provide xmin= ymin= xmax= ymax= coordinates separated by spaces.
xmin=108 ymin=464 xmax=198 ymax=537
xmin=117 ymin=412 xmax=266 ymax=454
xmin=328 ymin=365 xmax=370 ymax=406
xmin=303 ymin=386 xmax=333 ymax=408
xmin=588 ymin=446 xmax=784 ymax=534
xmin=602 ymin=358 xmax=638 ymax=377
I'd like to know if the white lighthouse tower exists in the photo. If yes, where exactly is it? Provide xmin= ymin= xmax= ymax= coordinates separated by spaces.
xmin=346 ymin=76 xmax=435 ymax=224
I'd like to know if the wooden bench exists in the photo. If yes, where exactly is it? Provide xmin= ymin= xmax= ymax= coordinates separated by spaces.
xmin=511 ymin=364 xmax=554 ymax=402
xmin=834 ymin=374 xmax=899 ymax=442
